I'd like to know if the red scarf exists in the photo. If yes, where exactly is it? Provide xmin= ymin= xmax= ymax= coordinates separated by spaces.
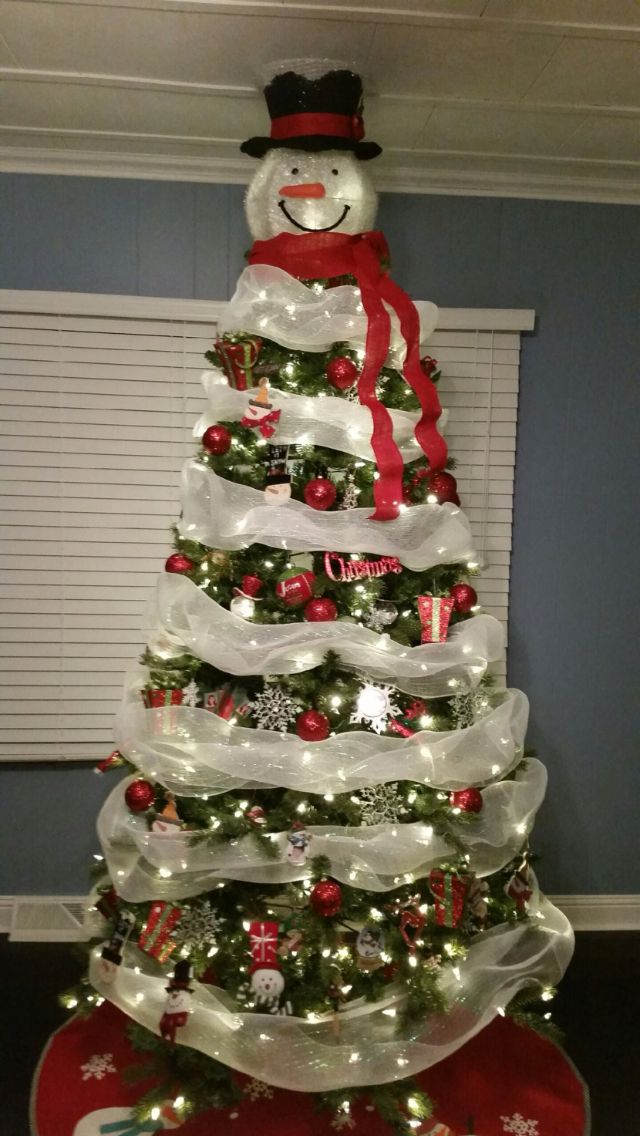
xmin=249 ymin=230 xmax=447 ymax=522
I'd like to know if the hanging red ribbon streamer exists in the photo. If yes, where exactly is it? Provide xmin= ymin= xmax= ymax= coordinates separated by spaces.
xmin=248 ymin=231 xmax=447 ymax=521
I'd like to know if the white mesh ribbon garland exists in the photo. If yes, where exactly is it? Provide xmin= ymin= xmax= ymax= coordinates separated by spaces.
xmin=89 ymin=882 xmax=573 ymax=1092
xmin=178 ymin=459 xmax=473 ymax=564
xmin=116 ymin=684 xmax=528 ymax=797
xmin=218 ymin=264 xmax=439 ymax=362
xmin=145 ymin=574 xmax=504 ymax=693
xmin=197 ymin=369 xmax=448 ymax=463
xmin=97 ymin=762 xmax=546 ymax=899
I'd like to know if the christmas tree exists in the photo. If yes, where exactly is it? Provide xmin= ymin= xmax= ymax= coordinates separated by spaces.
xmin=75 ymin=66 xmax=574 ymax=1132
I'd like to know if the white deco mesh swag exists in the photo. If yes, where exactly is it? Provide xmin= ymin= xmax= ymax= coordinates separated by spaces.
xmin=87 ymin=273 xmax=574 ymax=1091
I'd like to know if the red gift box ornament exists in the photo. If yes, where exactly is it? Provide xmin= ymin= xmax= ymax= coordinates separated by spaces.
xmin=214 ymin=335 xmax=262 ymax=391
xmin=429 ymin=869 xmax=472 ymax=927
xmin=138 ymin=901 xmax=182 ymax=963
xmin=418 ymin=595 xmax=455 ymax=644
xmin=142 ymin=688 xmax=184 ymax=708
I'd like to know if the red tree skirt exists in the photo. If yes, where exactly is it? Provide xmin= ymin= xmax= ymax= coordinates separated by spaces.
xmin=31 ymin=1002 xmax=590 ymax=1136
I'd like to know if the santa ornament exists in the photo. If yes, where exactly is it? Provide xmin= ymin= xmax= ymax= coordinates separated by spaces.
xmin=159 ymin=959 xmax=194 ymax=1044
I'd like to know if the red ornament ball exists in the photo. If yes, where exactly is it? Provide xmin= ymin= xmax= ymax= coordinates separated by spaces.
xmin=241 ymin=574 xmax=263 ymax=598
xmin=276 ymin=569 xmax=316 ymax=607
xmin=420 ymin=354 xmax=439 ymax=378
xmin=202 ymin=424 xmax=232 ymax=455
xmin=124 ymin=779 xmax=155 ymax=813
xmin=296 ymin=709 xmax=330 ymax=742
xmin=304 ymin=597 xmax=338 ymax=622
xmin=326 ymin=355 xmax=358 ymax=391
xmin=310 ymin=878 xmax=343 ymax=918
xmin=450 ymin=583 xmax=478 ymax=614
xmin=304 ymin=477 xmax=337 ymax=511
xmin=428 ymin=471 xmax=460 ymax=506
xmin=165 ymin=552 xmax=194 ymax=574
xmin=449 ymin=788 xmax=483 ymax=814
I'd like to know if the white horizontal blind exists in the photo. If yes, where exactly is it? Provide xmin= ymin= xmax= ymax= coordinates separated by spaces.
xmin=0 ymin=292 xmax=531 ymax=761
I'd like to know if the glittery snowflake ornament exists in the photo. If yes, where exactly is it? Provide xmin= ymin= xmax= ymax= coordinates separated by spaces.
xmin=356 ymin=782 xmax=408 ymax=826
xmin=249 ymin=684 xmax=299 ymax=731
xmin=181 ymin=679 xmax=200 ymax=708
xmin=501 ymin=1115 xmax=539 ymax=1136
xmin=80 ymin=1053 xmax=116 ymax=1081
xmin=350 ymin=682 xmax=401 ymax=734
xmin=243 ymin=1078 xmax=275 ymax=1101
xmin=172 ymin=901 xmax=224 ymax=952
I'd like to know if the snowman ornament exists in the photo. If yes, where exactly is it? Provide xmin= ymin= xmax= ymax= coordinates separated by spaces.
xmin=247 ymin=920 xmax=292 ymax=1016
xmin=228 ymin=65 xmax=446 ymax=524
xmin=159 ymin=959 xmax=194 ymax=1045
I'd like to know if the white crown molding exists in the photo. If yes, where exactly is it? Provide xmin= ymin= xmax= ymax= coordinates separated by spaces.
xmin=2 ymin=894 xmax=639 ymax=937
xmin=1 ymin=145 xmax=638 ymax=205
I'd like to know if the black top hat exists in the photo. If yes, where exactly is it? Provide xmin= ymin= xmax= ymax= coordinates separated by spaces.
xmin=241 ymin=69 xmax=381 ymax=161
xmin=166 ymin=958 xmax=195 ymax=993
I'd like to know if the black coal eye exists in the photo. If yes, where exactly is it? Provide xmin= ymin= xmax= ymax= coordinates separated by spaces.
xmin=291 ymin=167 xmax=299 ymax=175
xmin=331 ymin=168 xmax=339 ymax=175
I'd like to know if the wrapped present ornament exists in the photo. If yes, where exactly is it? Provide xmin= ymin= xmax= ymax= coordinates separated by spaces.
xmin=141 ymin=688 xmax=184 ymax=735
xmin=418 ymin=595 xmax=455 ymax=644
xmin=213 ymin=335 xmax=262 ymax=390
xmin=138 ymin=901 xmax=182 ymax=963
xmin=429 ymin=869 xmax=473 ymax=927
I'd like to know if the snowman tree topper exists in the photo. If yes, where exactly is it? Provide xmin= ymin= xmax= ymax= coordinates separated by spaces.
xmin=237 ymin=66 xmax=448 ymax=522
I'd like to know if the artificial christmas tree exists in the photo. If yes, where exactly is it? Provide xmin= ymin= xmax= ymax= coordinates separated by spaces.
xmin=38 ymin=65 xmax=580 ymax=1134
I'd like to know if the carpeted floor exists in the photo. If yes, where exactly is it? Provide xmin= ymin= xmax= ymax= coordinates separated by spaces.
xmin=2 ymin=932 xmax=638 ymax=1136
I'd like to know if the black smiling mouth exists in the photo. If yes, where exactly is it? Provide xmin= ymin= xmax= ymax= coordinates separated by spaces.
xmin=278 ymin=201 xmax=351 ymax=233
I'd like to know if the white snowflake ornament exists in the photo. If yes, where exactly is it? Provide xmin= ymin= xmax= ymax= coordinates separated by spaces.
xmin=350 ymin=682 xmax=401 ymax=734
xmin=356 ymin=783 xmax=408 ymax=826
xmin=172 ymin=901 xmax=224 ymax=952
xmin=181 ymin=679 xmax=200 ymax=708
xmin=244 ymin=1078 xmax=275 ymax=1101
xmin=501 ymin=1114 xmax=540 ymax=1136
xmin=80 ymin=1052 xmax=116 ymax=1081
xmin=249 ymin=684 xmax=299 ymax=731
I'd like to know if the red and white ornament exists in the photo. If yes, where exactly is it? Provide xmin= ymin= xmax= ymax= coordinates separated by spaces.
xmin=450 ymin=583 xmax=478 ymax=614
xmin=124 ymin=779 xmax=155 ymax=813
xmin=296 ymin=709 xmax=330 ymax=742
xmin=449 ymin=787 xmax=483 ymax=813
xmin=247 ymin=920 xmax=291 ymax=1014
xmin=276 ymin=568 xmax=315 ymax=607
xmin=246 ymin=804 xmax=266 ymax=826
xmin=326 ymin=355 xmax=359 ymax=391
xmin=310 ymin=879 xmax=342 ymax=918
xmin=164 ymin=553 xmax=194 ymax=575
xmin=304 ymin=596 xmax=338 ymax=622
xmin=230 ymin=573 xmax=263 ymax=619
xmin=201 ymin=423 xmax=232 ymax=455
xmin=239 ymin=378 xmax=281 ymax=438
xmin=159 ymin=959 xmax=194 ymax=1044
xmin=324 ymin=550 xmax=403 ymax=583
xmin=417 ymin=595 xmax=455 ymax=643
xmin=304 ymin=477 xmax=337 ymax=511
xmin=429 ymin=869 xmax=472 ymax=928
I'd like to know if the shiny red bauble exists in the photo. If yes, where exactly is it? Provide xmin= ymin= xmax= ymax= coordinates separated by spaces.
xmin=428 ymin=471 xmax=460 ymax=506
xmin=276 ymin=569 xmax=316 ymax=607
xmin=326 ymin=355 xmax=359 ymax=391
xmin=296 ymin=709 xmax=330 ymax=742
xmin=165 ymin=552 xmax=194 ymax=574
xmin=202 ymin=424 xmax=232 ymax=455
xmin=310 ymin=878 xmax=343 ymax=918
xmin=241 ymin=574 xmax=263 ymax=597
xmin=449 ymin=788 xmax=483 ymax=813
xmin=450 ymin=583 xmax=478 ymax=614
xmin=124 ymin=779 xmax=156 ymax=813
xmin=304 ymin=597 xmax=338 ymax=622
xmin=304 ymin=477 xmax=337 ymax=511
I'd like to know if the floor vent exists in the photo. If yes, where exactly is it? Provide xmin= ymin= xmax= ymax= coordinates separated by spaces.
xmin=8 ymin=896 xmax=89 ymax=941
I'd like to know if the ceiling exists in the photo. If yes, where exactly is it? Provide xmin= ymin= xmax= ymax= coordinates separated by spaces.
xmin=0 ymin=0 xmax=639 ymax=202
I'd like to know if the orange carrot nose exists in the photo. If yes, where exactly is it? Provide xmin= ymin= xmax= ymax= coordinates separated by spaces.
xmin=279 ymin=182 xmax=326 ymax=198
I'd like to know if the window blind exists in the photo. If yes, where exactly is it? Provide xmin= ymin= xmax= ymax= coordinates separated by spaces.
xmin=0 ymin=292 xmax=533 ymax=761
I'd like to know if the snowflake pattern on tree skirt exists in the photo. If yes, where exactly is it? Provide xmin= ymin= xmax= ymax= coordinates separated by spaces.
xmin=172 ymin=901 xmax=224 ymax=952
xmin=331 ymin=1109 xmax=357 ymax=1131
xmin=243 ymin=1078 xmax=275 ymax=1101
xmin=501 ymin=1114 xmax=540 ymax=1136
xmin=80 ymin=1053 xmax=116 ymax=1081
xmin=249 ymin=685 xmax=300 ymax=731
xmin=356 ymin=783 xmax=408 ymax=826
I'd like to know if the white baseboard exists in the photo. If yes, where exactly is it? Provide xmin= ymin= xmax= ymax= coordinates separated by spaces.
xmin=1 ymin=894 xmax=639 ymax=939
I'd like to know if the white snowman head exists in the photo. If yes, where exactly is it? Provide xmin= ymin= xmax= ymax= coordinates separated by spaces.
xmin=164 ymin=987 xmax=191 ymax=1013
xmin=245 ymin=149 xmax=377 ymax=241
xmin=242 ymin=67 xmax=380 ymax=242
xmin=250 ymin=966 xmax=285 ymax=999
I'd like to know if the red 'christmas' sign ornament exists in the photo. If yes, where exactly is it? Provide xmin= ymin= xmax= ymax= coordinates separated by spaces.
xmin=324 ymin=551 xmax=403 ymax=582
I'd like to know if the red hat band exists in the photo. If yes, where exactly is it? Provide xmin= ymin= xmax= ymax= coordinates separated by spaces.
xmin=270 ymin=112 xmax=365 ymax=143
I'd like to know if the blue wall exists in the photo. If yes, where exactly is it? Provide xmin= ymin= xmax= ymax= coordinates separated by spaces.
xmin=1 ymin=175 xmax=638 ymax=896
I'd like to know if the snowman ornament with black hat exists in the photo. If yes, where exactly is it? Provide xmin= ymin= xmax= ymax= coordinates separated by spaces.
xmin=159 ymin=958 xmax=195 ymax=1045
xmin=218 ymin=62 xmax=445 ymax=522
